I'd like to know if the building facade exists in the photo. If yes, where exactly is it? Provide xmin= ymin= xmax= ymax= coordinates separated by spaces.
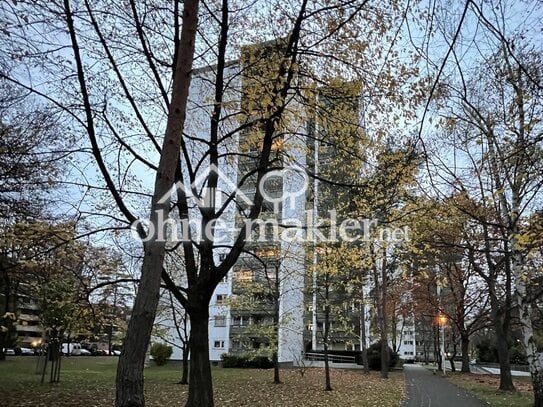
xmin=160 ymin=42 xmax=389 ymax=364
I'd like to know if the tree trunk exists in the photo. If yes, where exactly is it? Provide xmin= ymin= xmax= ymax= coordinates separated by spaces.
xmin=115 ymin=244 xmax=166 ymax=406
xmin=323 ymin=277 xmax=332 ymax=391
xmin=488 ymin=278 xmax=514 ymax=391
xmin=0 ymin=325 xmax=7 ymax=361
xmin=361 ymin=346 xmax=369 ymax=374
xmin=273 ymin=265 xmax=281 ymax=384
xmin=513 ymin=242 xmax=543 ymax=406
xmin=448 ymin=354 xmax=456 ymax=372
xmin=186 ymin=308 xmax=213 ymax=407
xmin=371 ymin=245 xmax=388 ymax=378
xmin=323 ymin=343 xmax=332 ymax=391
xmin=423 ymin=333 xmax=430 ymax=365
xmin=380 ymin=339 xmax=389 ymax=378
xmin=447 ymin=339 xmax=457 ymax=372
xmin=49 ymin=337 xmax=61 ymax=383
xmin=380 ymin=251 xmax=388 ymax=379
xmin=0 ymin=277 xmax=15 ymax=362
xmin=0 ymin=290 xmax=6 ymax=361
xmin=434 ymin=325 xmax=441 ymax=371
xmin=179 ymin=345 xmax=189 ymax=385
xmin=532 ymin=370 xmax=543 ymax=407
xmin=495 ymin=328 xmax=515 ymax=391
xmin=359 ymin=301 xmax=369 ymax=374
xmin=112 ymin=1 xmax=200 ymax=405
xmin=461 ymin=335 xmax=470 ymax=373
xmin=273 ymin=350 xmax=280 ymax=384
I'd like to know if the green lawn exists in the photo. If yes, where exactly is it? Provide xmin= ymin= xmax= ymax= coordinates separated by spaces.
xmin=447 ymin=372 xmax=533 ymax=407
xmin=0 ymin=356 xmax=405 ymax=406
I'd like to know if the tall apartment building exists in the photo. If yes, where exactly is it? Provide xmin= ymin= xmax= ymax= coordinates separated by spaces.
xmin=162 ymin=41 xmax=376 ymax=364
xmin=15 ymin=293 xmax=44 ymax=348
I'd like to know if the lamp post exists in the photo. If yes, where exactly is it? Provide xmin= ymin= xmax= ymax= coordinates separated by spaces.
xmin=438 ymin=314 xmax=447 ymax=376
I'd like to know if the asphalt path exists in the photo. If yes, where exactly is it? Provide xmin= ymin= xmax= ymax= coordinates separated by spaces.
xmin=402 ymin=364 xmax=487 ymax=407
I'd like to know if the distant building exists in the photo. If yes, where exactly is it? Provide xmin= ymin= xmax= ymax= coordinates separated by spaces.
xmin=14 ymin=293 xmax=44 ymax=348
xmin=156 ymin=39 xmax=374 ymax=365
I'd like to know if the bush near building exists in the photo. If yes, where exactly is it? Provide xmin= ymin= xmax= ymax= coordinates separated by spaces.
xmin=150 ymin=343 xmax=172 ymax=366
xmin=367 ymin=342 xmax=398 ymax=370
xmin=220 ymin=353 xmax=273 ymax=369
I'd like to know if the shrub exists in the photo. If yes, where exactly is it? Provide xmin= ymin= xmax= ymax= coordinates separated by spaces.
xmin=510 ymin=342 xmax=528 ymax=365
xmin=221 ymin=353 xmax=244 ymax=368
xmin=250 ymin=355 xmax=274 ymax=369
xmin=475 ymin=338 xmax=498 ymax=363
xmin=220 ymin=353 xmax=273 ymax=369
xmin=367 ymin=342 xmax=398 ymax=371
xmin=150 ymin=343 xmax=173 ymax=366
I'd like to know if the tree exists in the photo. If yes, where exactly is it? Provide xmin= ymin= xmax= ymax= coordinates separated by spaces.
xmin=0 ymin=221 xmax=75 ymax=360
xmin=228 ymin=252 xmax=288 ymax=385
xmin=312 ymin=245 xmax=342 ymax=391
xmin=153 ymin=289 xmax=190 ymax=384
xmin=406 ymin=198 xmax=490 ymax=373
xmin=419 ymin=0 xmax=542 ymax=394
xmin=0 ymin=85 xmax=62 ymax=220
xmin=38 ymin=271 xmax=84 ymax=383
xmin=355 ymin=145 xmax=421 ymax=378
xmin=428 ymin=41 xmax=542 ymax=391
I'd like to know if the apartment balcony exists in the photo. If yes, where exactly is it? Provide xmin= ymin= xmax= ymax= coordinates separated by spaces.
xmin=18 ymin=313 xmax=40 ymax=322
xmin=16 ymin=324 xmax=43 ymax=333
xmin=230 ymin=324 xmax=273 ymax=341
xmin=17 ymin=303 xmax=39 ymax=311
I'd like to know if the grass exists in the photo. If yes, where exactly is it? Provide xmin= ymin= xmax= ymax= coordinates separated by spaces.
xmin=447 ymin=372 xmax=533 ymax=407
xmin=0 ymin=356 xmax=405 ymax=406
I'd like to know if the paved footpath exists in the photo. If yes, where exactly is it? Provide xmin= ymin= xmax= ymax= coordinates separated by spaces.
xmin=402 ymin=364 xmax=487 ymax=407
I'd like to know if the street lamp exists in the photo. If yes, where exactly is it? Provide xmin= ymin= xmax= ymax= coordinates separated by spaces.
xmin=437 ymin=314 xmax=447 ymax=375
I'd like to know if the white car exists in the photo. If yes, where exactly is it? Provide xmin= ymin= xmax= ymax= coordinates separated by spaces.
xmin=79 ymin=349 xmax=92 ymax=356
xmin=62 ymin=343 xmax=82 ymax=356
xmin=5 ymin=349 xmax=15 ymax=355
xmin=20 ymin=347 xmax=34 ymax=355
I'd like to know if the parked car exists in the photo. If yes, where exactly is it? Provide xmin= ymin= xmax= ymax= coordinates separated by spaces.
xmin=79 ymin=349 xmax=92 ymax=356
xmin=5 ymin=349 xmax=15 ymax=356
xmin=13 ymin=347 xmax=34 ymax=356
xmin=112 ymin=350 xmax=121 ymax=356
xmin=62 ymin=343 xmax=82 ymax=356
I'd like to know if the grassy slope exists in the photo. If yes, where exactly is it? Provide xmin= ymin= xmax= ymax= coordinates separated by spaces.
xmin=0 ymin=356 xmax=404 ymax=406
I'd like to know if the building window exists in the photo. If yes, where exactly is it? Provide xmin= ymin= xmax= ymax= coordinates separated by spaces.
xmin=218 ymin=253 xmax=226 ymax=261
xmin=213 ymin=340 xmax=225 ymax=349
xmin=216 ymin=294 xmax=226 ymax=304
xmin=214 ymin=316 xmax=226 ymax=327
xmin=235 ymin=269 xmax=253 ymax=282
xmin=403 ymin=340 xmax=413 ymax=345
xmin=232 ymin=316 xmax=244 ymax=326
